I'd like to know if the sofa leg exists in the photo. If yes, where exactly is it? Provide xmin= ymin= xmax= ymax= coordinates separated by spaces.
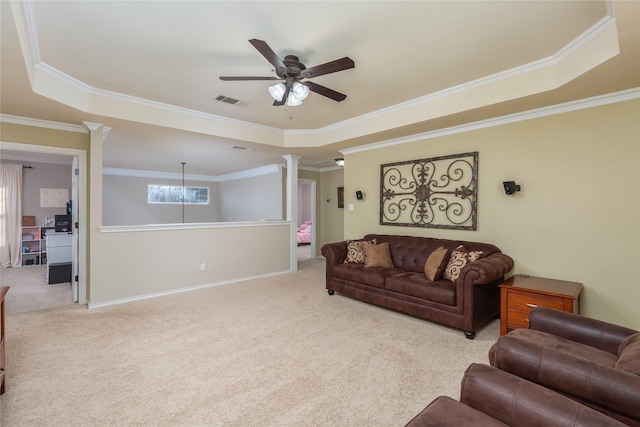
xmin=464 ymin=331 xmax=476 ymax=340
xmin=327 ymin=290 xmax=335 ymax=295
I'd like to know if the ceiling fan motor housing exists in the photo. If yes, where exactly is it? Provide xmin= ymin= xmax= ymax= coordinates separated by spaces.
xmin=282 ymin=55 xmax=306 ymax=78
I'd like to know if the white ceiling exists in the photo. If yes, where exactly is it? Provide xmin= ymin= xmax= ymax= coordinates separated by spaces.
xmin=1 ymin=1 xmax=639 ymax=176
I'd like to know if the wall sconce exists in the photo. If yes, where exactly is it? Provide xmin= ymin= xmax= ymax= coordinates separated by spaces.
xmin=335 ymin=158 xmax=344 ymax=167
xmin=503 ymin=181 xmax=521 ymax=195
xmin=356 ymin=190 xmax=363 ymax=200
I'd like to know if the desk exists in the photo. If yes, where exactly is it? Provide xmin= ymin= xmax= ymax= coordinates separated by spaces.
xmin=499 ymin=275 xmax=582 ymax=336
xmin=46 ymin=232 xmax=72 ymax=282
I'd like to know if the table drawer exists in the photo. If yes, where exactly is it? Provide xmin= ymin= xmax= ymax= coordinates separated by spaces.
xmin=506 ymin=308 xmax=532 ymax=329
xmin=507 ymin=292 xmax=565 ymax=311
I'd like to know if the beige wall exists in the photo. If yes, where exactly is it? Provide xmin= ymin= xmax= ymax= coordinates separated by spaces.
xmin=344 ymin=99 xmax=640 ymax=329
xmin=219 ymin=170 xmax=283 ymax=221
xmin=1 ymin=159 xmax=71 ymax=224
xmin=91 ymin=222 xmax=291 ymax=306
xmin=297 ymin=168 xmax=345 ymax=255
xmin=297 ymin=181 xmax=312 ymax=224
xmin=0 ymin=123 xmax=89 ymax=150
xmin=103 ymin=175 xmax=221 ymax=225
xmin=319 ymin=168 xmax=345 ymax=248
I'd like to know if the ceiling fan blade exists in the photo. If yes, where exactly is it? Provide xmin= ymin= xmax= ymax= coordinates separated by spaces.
xmin=219 ymin=76 xmax=280 ymax=81
xmin=249 ymin=39 xmax=288 ymax=78
xmin=304 ymin=81 xmax=347 ymax=102
xmin=301 ymin=57 xmax=355 ymax=79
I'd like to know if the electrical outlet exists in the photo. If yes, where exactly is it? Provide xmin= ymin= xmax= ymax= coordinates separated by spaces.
xmin=200 ymin=263 xmax=206 ymax=271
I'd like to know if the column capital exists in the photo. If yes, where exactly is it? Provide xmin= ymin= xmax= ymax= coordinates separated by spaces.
xmin=82 ymin=121 xmax=112 ymax=141
xmin=282 ymin=154 xmax=302 ymax=164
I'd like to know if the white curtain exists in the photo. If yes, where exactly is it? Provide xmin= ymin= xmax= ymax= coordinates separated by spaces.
xmin=0 ymin=164 xmax=23 ymax=268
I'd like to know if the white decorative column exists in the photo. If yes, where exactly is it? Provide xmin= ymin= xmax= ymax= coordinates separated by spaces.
xmin=83 ymin=122 xmax=110 ymax=228
xmin=83 ymin=121 xmax=110 ymax=303
xmin=283 ymin=154 xmax=302 ymax=272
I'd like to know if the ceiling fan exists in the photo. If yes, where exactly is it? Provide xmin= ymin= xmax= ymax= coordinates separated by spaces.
xmin=219 ymin=39 xmax=355 ymax=106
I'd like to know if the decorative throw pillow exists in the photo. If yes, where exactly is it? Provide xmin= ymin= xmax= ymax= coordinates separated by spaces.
xmin=616 ymin=332 xmax=640 ymax=375
xmin=362 ymin=241 xmax=394 ymax=268
xmin=424 ymin=246 xmax=449 ymax=281
xmin=443 ymin=245 xmax=483 ymax=282
xmin=343 ymin=239 xmax=377 ymax=264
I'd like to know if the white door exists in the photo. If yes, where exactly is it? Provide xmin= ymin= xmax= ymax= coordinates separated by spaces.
xmin=71 ymin=157 xmax=79 ymax=302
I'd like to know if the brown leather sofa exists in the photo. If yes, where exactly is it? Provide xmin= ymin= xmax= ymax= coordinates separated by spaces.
xmin=321 ymin=234 xmax=513 ymax=338
xmin=489 ymin=307 xmax=640 ymax=426
xmin=405 ymin=363 xmax=626 ymax=426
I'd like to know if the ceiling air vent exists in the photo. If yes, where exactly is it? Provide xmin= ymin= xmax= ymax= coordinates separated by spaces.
xmin=214 ymin=95 xmax=246 ymax=106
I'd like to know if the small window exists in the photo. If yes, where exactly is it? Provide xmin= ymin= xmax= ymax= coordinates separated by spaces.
xmin=148 ymin=185 xmax=209 ymax=205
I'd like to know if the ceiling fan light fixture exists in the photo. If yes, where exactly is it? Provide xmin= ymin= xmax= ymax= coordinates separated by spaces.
xmin=292 ymin=82 xmax=309 ymax=101
xmin=286 ymin=92 xmax=303 ymax=106
xmin=268 ymin=82 xmax=286 ymax=102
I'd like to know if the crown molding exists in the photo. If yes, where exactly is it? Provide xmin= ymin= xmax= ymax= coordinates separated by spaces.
xmin=90 ymin=83 xmax=282 ymax=135
xmin=342 ymin=87 xmax=640 ymax=155
xmin=215 ymin=163 xmax=282 ymax=182
xmin=298 ymin=165 xmax=343 ymax=173
xmin=102 ymin=167 xmax=217 ymax=182
xmin=0 ymin=114 xmax=88 ymax=133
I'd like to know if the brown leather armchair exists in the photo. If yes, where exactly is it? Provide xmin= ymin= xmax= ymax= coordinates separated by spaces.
xmin=405 ymin=363 xmax=625 ymax=426
xmin=489 ymin=307 xmax=640 ymax=426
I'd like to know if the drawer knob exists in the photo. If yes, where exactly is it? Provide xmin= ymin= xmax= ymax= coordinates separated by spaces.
xmin=525 ymin=303 xmax=538 ymax=308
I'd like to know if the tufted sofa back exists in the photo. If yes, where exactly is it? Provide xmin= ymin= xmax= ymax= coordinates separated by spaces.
xmin=363 ymin=234 xmax=501 ymax=274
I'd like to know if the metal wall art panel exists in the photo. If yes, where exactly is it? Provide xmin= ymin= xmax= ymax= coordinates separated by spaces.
xmin=380 ymin=152 xmax=478 ymax=230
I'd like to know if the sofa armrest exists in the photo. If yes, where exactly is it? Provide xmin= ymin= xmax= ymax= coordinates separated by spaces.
xmin=458 ymin=253 xmax=514 ymax=286
xmin=529 ymin=307 xmax=637 ymax=354
xmin=461 ymin=363 xmax=627 ymax=427
xmin=321 ymin=241 xmax=348 ymax=285
xmin=321 ymin=241 xmax=347 ymax=264
xmin=489 ymin=333 xmax=640 ymax=422
xmin=404 ymin=395 xmax=508 ymax=427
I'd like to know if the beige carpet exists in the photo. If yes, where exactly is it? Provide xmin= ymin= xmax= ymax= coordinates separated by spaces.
xmin=296 ymin=244 xmax=311 ymax=261
xmin=0 ymin=258 xmax=499 ymax=426
xmin=1 ymin=266 xmax=75 ymax=315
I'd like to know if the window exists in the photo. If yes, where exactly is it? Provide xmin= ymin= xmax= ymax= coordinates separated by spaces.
xmin=148 ymin=185 xmax=209 ymax=205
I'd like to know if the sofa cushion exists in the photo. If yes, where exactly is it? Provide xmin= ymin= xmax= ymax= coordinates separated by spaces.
xmin=363 ymin=241 xmax=394 ymax=268
xmin=616 ymin=332 xmax=640 ymax=375
xmin=333 ymin=264 xmax=398 ymax=289
xmin=424 ymin=246 xmax=449 ymax=281
xmin=444 ymin=245 xmax=483 ymax=282
xmin=343 ymin=239 xmax=376 ymax=264
xmin=385 ymin=273 xmax=456 ymax=306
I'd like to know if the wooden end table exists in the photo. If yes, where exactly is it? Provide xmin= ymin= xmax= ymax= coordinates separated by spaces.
xmin=499 ymin=275 xmax=582 ymax=336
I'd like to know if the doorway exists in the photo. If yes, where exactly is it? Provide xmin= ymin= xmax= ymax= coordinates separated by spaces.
xmin=0 ymin=141 xmax=87 ymax=306
xmin=297 ymin=179 xmax=316 ymax=261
